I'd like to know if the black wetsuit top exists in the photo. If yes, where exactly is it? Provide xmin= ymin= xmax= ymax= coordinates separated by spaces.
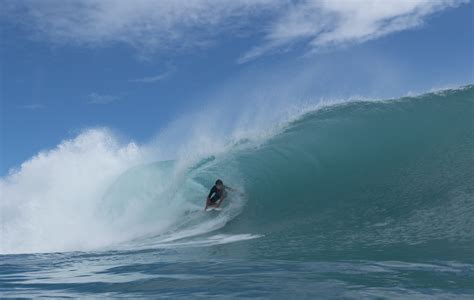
xmin=208 ymin=185 xmax=223 ymax=203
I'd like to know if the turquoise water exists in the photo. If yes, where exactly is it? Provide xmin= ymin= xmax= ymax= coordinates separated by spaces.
xmin=1 ymin=86 xmax=473 ymax=298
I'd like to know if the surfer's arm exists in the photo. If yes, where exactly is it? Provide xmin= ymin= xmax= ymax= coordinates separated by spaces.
xmin=205 ymin=187 xmax=216 ymax=206
xmin=208 ymin=187 xmax=216 ymax=198
xmin=216 ymin=191 xmax=227 ymax=207
xmin=224 ymin=185 xmax=235 ymax=192
xmin=225 ymin=185 xmax=244 ymax=196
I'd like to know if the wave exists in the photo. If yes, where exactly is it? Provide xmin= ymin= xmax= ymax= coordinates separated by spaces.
xmin=1 ymin=85 xmax=473 ymax=256
xmin=222 ymin=85 xmax=474 ymax=260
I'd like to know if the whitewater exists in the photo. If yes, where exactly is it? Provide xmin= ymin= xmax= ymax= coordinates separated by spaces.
xmin=1 ymin=86 xmax=473 ymax=298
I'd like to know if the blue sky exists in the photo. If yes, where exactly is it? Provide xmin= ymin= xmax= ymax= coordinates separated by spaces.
xmin=1 ymin=0 xmax=473 ymax=175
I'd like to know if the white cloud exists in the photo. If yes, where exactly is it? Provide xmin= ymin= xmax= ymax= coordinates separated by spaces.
xmin=129 ymin=66 xmax=175 ymax=83
xmin=87 ymin=93 xmax=119 ymax=105
xmin=4 ymin=0 xmax=274 ymax=57
xmin=3 ymin=0 xmax=467 ymax=62
xmin=129 ymin=73 xmax=169 ymax=83
xmin=239 ymin=0 xmax=468 ymax=62
xmin=19 ymin=104 xmax=45 ymax=110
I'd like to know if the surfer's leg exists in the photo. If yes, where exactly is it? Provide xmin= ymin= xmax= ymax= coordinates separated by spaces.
xmin=216 ymin=196 xmax=225 ymax=208
xmin=206 ymin=198 xmax=217 ymax=209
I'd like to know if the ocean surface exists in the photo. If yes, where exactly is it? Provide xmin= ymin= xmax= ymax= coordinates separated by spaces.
xmin=1 ymin=86 xmax=473 ymax=298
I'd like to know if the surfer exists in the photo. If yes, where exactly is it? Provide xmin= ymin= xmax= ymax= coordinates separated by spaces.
xmin=205 ymin=179 xmax=233 ymax=210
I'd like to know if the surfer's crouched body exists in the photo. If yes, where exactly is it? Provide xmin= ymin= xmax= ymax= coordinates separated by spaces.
xmin=205 ymin=179 xmax=229 ymax=210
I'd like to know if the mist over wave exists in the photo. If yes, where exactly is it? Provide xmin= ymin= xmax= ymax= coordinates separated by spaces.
xmin=1 ymin=85 xmax=473 ymax=256
xmin=0 ymin=130 xmax=146 ymax=253
xmin=0 ymin=92 xmax=314 ymax=254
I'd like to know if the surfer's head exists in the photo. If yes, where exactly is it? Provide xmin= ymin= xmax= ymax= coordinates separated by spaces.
xmin=215 ymin=179 xmax=223 ymax=189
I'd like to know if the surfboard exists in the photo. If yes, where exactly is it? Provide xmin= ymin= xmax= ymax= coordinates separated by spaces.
xmin=206 ymin=207 xmax=222 ymax=212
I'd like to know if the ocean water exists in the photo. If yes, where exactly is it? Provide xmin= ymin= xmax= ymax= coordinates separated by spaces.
xmin=1 ymin=86 xmax=473 ymax=298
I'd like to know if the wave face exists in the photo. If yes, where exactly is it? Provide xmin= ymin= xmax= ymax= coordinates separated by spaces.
xmin=219 ymin=86 xmax=474 ymax=261
xmin=1 ymin=86 xmax=473 ymax=259
xmin=115 ymin=85 xmax=474 ymax=261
